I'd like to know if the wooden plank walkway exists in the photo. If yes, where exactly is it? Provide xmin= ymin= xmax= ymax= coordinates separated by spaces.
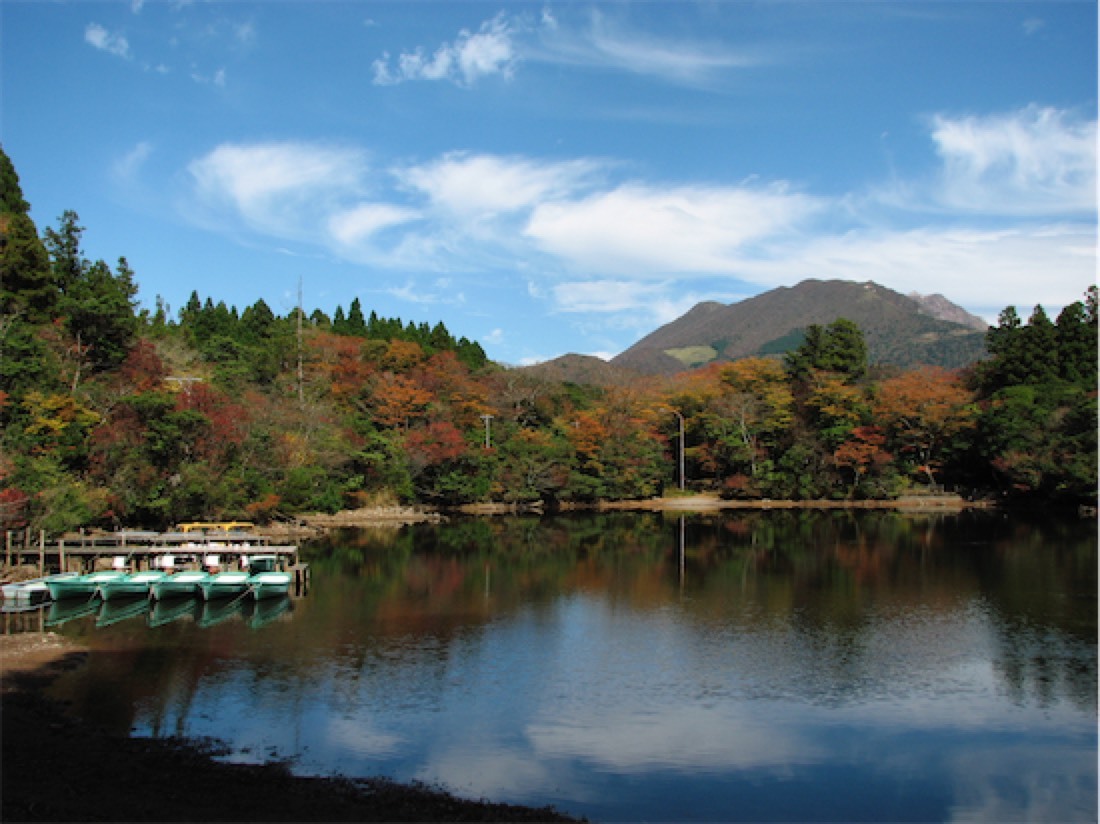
xmin=4 ymin=529 xmax=300 ymax=575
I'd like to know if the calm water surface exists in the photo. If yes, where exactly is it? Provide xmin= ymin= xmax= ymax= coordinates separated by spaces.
xmin=26 ymin=510 xmax=1099 ymax=822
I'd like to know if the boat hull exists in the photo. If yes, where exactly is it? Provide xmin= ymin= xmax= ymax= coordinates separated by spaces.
xmin=150 ymin=571 xmax=210 ymax=600
xmin=97 ymin=572 xmax=167 ymax=601
xmin=199 ymin=572 xmax=250 ymax=601
xmin=248 ymin=572 xmax=292 ymax=600
xmin=47 ymin=571 xmax=127 ymax=600
xmin=2 ymin=573 xmax=79 ymax=602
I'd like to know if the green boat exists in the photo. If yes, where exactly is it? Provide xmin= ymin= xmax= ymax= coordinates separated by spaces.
xmin=245 ymin=554 xmax=292 ymax=600
xmin=46 ymin=570 xmax=128 ymax=600
xmin=248 ymin=570 xmax=292 ymax=600
xmin=150 ymin=570 xmax=210 ymax=600
xmin=198 ymin=570 xmax=250 ymax=601
xmin=96 ymin=570 xmax=167 ymax=601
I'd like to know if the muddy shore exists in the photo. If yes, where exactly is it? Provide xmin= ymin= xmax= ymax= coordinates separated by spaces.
xmin=1 ymin=635 xmax=580 ymax=823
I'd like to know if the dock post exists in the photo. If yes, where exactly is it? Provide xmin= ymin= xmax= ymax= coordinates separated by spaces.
xmin=5 ymin=530 xmax=10 ymax=567
xmin=59 ymin=537 xmax=66 ymax=574
xmin=38 ymin=530 xmax=45 ymax=575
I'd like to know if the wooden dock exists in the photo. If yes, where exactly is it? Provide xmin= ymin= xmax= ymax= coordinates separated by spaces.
xmin=4 ymin=529 xmax=301 ymax=576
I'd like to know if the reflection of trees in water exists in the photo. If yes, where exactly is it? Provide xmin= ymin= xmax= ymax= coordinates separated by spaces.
xmin=298 ymin=510 xmax=1096 ymax=711
xmin=984 ymin=517 xmax=1098 ymax=712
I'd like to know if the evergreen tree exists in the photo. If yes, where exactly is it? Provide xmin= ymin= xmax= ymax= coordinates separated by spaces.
xmin=0 ymin=147 xmax=54 ymax=321
xmin=240 ymin=298 xmax=275 ymax=343
xmin=1022 ymin=305 xmax=1058 ymax=383
xmin=62 ymin=257 xmax=139 ymax=374
xmin=332 ymin=305 xmax=348 ymax=334
xmin=43 ymin=210 xmax=87 ymax=300
xmin=785 ymin=318 xmax=867 ymax=381
xmin=1055 ymin=295 xmax=1098 ymax=388
xmin=346 ymin=297 xmax=367 ymax=336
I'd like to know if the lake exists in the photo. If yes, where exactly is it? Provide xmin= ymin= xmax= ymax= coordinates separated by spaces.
xmin=23 ymin=509 xmax=1099 ymax=822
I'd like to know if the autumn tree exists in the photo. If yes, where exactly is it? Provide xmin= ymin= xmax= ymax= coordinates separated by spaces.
xmin=833 ymin=425 xmax=895 ymax=498
xmin=710 ymin=357 xmax=794 ymax=486
xmin=873 ymin=367 xmax=977 ymax=487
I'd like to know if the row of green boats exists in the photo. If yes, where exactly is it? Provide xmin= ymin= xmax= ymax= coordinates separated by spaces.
xmin=44 ymin=555 xmax=293 ymax=603
xmin=44 ymin=588 xmax=293 ymax=630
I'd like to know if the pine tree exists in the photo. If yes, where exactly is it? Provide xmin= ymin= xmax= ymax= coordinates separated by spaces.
xmin=0 ymin=148 xmax=55 ymax=321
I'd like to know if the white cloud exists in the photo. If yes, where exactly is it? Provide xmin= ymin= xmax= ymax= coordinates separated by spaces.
xmin=401 ymin=152 xmax=600 ymax=219
xmin=328 ymin=203 xmax=421 ymax=246
xmin=1022 ymin=18 xmax=1045 ymax=36
xmin=740 ymin=223 xmax=1095 ymax=322
xmin=929 ymin=105 xmax=1096 ymax=215
xmin=112 ymin=141 xmax=153 ymax=183
xmin=373 ymin=13 xmax=516 ymax=86
xmin=384 ymin=279 xmax=465 ymax=306
xmin=187 ymin=142 xmax=369 ymax=238
xmin=181 ymin=104 xmax=1095 ymax=328
xmin=551 ymin=280 xmax=666 ymax=314
xmin=545 ymin=9 xmax=762 ymax=84
xmin=371 ymin=9 xmax=761 ymax=91
xmin=526 ymin=183 xmax=821 ymax=276
xmin=85 ymin=23 xmax=131 ymax=59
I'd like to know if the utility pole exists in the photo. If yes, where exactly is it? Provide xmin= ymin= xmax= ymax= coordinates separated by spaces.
xmin=296 ymin=276 xmax=305 ymax=407
xmin=480 ymin=414 xmax=494 ymax=448
xmin=664 ymin=409 xmax=682 ymax=488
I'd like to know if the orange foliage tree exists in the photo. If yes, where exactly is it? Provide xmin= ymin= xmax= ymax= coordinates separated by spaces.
xmin=872 ymin=367 xmax=978 ymax=486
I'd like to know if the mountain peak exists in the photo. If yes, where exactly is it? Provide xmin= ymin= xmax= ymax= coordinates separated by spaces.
xmin=609 ymin=279 xmax=988 ymax=375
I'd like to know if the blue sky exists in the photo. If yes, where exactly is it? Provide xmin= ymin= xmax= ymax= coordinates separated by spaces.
xmin=2 ymin=1 xmax=1096 ymax=365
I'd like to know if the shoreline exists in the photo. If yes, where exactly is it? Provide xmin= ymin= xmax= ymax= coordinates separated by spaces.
xmin=1 ymin=635 xmax=580 ymax=822
xmin=287 ymin=493 xmax=989 ymax=529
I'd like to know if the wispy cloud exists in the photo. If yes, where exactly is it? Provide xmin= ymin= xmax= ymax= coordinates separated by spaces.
xmin=737 ymin=223 xmax=1095 ymax=322
xmin=534 ymin=8 xmax=764 ymax=85
xmin=400 ymin=152 xmax=602 ymax=221
xmin=928 ymin=105 xmax=1096 ymax=215
xmin=373 ymin=13 xmax=516 ymax=86
xmin=112 ymin=141 xmax=153 ymax=183
xmin=187 ymin=142 xmax=370 ymax=239
xmin=180 ymin=103 xmax=1095 ymax=324
xmin=384 ymin=278 xmax=466 ymax=306
xmin=85 ymin=23 xmax=131 ymax=59
xmin=372 ymin=9 xmax=762 ymax=89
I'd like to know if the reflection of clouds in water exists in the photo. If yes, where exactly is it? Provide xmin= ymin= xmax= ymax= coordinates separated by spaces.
xmin=416 ymin=749 xmax=558 ymax=801
xmin=322 ymin=714 xmax=403 ymax=759
xmin=947 ymin=744 xmax=1097 ymax=823
xmin=528 ymin=704 xmax=819 ymax=772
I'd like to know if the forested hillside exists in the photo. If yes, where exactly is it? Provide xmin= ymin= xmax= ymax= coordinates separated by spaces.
xmin=1 ymin=148 xmax=1096 ymax=534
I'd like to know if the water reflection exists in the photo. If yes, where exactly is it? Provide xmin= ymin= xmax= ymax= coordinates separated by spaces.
xmin=41 ymin=510 xmax=1097 ymax=822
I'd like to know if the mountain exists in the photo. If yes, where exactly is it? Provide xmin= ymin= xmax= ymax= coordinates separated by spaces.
xmin=609 ymin=279 xmax=989 ymax=376
xmin=907 ymin=292 xmax=989 ymax=330
xmin=518 ymin=354 xmax=638 ymax=387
